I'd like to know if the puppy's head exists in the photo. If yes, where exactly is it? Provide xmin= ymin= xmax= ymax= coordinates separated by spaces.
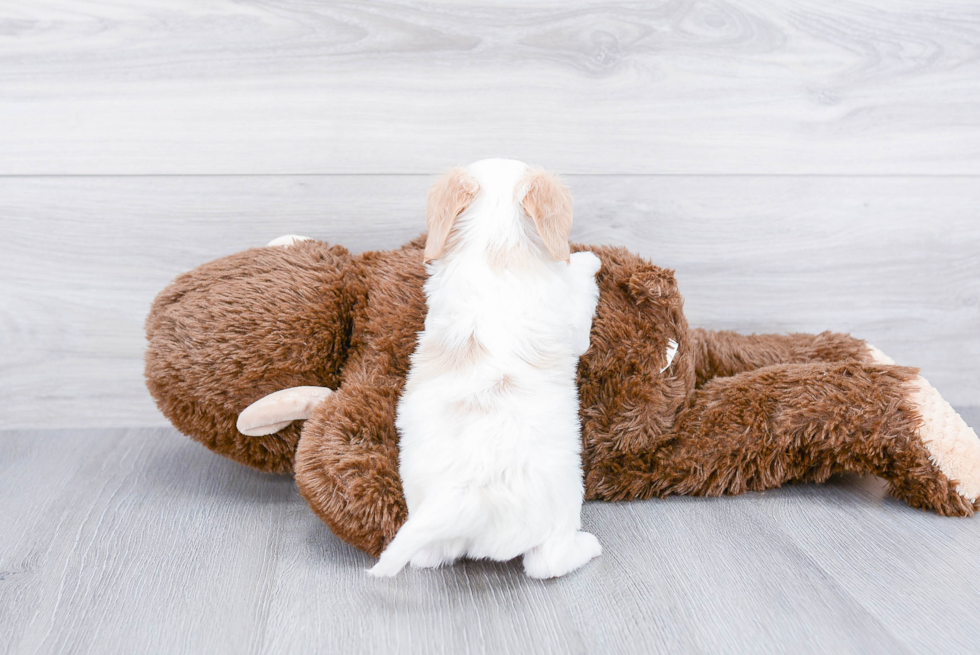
xmin=423 ymin=159 xmax=573 ymax=264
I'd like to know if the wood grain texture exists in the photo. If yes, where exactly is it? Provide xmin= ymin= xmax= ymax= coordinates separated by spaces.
xmin=1 ymin=0 xmax=979 ymax=174
xmin=2 ymin=174 xmax=977 ymax=428
xmin=3 ymin=2 xmax=978 ymax=651
xmin=2 ymin=423 xmax=980 ymax=654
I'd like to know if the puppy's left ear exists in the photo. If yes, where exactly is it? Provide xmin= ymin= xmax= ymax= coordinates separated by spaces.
xmin=425 ymin=168 xmax=480 ymax=262
xmin=521 ymin=170 xmax=572 ymax=262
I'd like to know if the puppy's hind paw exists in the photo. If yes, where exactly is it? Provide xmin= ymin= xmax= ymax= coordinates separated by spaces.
xmin=523 ymin=531 xmax=602 ymax=579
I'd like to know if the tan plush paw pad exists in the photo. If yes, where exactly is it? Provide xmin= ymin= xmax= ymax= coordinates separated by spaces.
xmin=909 ymin=376 xmax=980 ymax=503
xmin=267 ymin=234 xmax=313 ymax=247
xmin=867 ymin=344 xmax=897 ymax=365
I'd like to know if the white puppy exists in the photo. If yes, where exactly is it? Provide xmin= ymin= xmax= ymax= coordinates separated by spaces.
xmin=368 ymin=158 xmax=603 ymax=579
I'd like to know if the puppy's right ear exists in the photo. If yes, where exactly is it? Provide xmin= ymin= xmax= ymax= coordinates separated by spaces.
xmin=424 ymin=168 xmax=479 ymax=262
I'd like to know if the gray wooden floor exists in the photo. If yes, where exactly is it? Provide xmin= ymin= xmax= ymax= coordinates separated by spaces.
xmin=3 ymin=0 xmax=980 ymax=653
xmin=4 ymin=415 xmax=980 ymax=655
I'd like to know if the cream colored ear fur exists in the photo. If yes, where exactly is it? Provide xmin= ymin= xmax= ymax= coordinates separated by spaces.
xmin=424 ymin=168 xmax=480 ymax=262
xmin=520 ymin=170 xmax=573 ymax=262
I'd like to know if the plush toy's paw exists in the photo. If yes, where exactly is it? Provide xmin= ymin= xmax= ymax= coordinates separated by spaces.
xmin=909 ymin=376 xmax=980 ymax=504
xmin=267 ymin=234 xmax=313 ymax=247
xmin=237 ymin=386 xmax=333 ymax=436
xmin=867 ymin=343 xmax=897 ymax=365
xmin=523 ymin=531 xmax=602 ymax=579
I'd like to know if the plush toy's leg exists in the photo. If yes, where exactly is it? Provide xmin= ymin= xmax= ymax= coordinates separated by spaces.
xmin=689 ymin=328 xmax=886 ymax=387
xmin=294 ymin=240 xmax=430 ymax=558
xmin=587 ymin=361 xmax=980 ymax=516
xmin=294 ymin=369 xmax=408 ymax=558
xmin=905 ymin=376 xmax=980 ymax=503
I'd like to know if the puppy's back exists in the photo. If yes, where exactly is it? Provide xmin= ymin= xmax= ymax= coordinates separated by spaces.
xmin=372 ymin=159 xmax=601 ymax=577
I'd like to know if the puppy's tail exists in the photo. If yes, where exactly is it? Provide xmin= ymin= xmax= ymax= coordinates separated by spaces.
xmin=367 ymin=496 xmax=480 ymax=577
xmin=367 ymin=517 xmax=434 ymax=577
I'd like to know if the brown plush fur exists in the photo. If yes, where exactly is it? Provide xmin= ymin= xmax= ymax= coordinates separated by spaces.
xmin=145 ymin=242 xmax=359 ymax=474
xmin=145 ymin=237 xmax=975 ymax=558
xmin=689 ymin=328 xmax=875 ymax=387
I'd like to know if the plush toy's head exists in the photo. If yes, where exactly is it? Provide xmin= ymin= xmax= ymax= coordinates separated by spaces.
xmin=145 ymin=241 xmax=361 ymax=473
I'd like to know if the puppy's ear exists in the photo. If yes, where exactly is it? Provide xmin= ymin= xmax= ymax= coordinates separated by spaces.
xmin=521 ymin=170 xmax=572 ymax=262
xmin=425 ymin=168 xmax=479 ymax=262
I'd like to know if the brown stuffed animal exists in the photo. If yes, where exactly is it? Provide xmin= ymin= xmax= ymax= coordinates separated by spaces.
xmin=145 ymin=235 xmax=980 ymax=558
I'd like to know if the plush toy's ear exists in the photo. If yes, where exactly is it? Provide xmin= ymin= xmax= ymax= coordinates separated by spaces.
xmin=521 ymin=170 xmax=572 ymax=263
xmin=625 ymin=269 xmax=679 ymax=302
xmin=424 ymin=168 xmax=480 ymax=263
xmin=237 ymin=386 xmax=333 ymax=436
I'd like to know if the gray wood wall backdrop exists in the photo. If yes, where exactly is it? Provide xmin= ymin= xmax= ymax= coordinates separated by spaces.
xmin=1 ymin=0 xmax=979 ymax=428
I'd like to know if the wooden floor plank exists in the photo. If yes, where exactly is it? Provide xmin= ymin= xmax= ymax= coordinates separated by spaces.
xmin=4 ymin=1 xmax=978 ymax=651
xmin=2 ymin=174 xmax=977 ymax=429
xmin=1 ymin=0 xmax=979 ymax=174
xmin=0 ymin=428 xmax=297 ymax=654
xmin=755 ymin=477 xmax=980 ymax=653
xmin=3 ymin=426 xmax=980 ymax=654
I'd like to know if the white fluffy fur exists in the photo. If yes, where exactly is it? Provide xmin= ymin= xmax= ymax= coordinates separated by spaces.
xmin=369 ymin=159 xmax=602 ymax=579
